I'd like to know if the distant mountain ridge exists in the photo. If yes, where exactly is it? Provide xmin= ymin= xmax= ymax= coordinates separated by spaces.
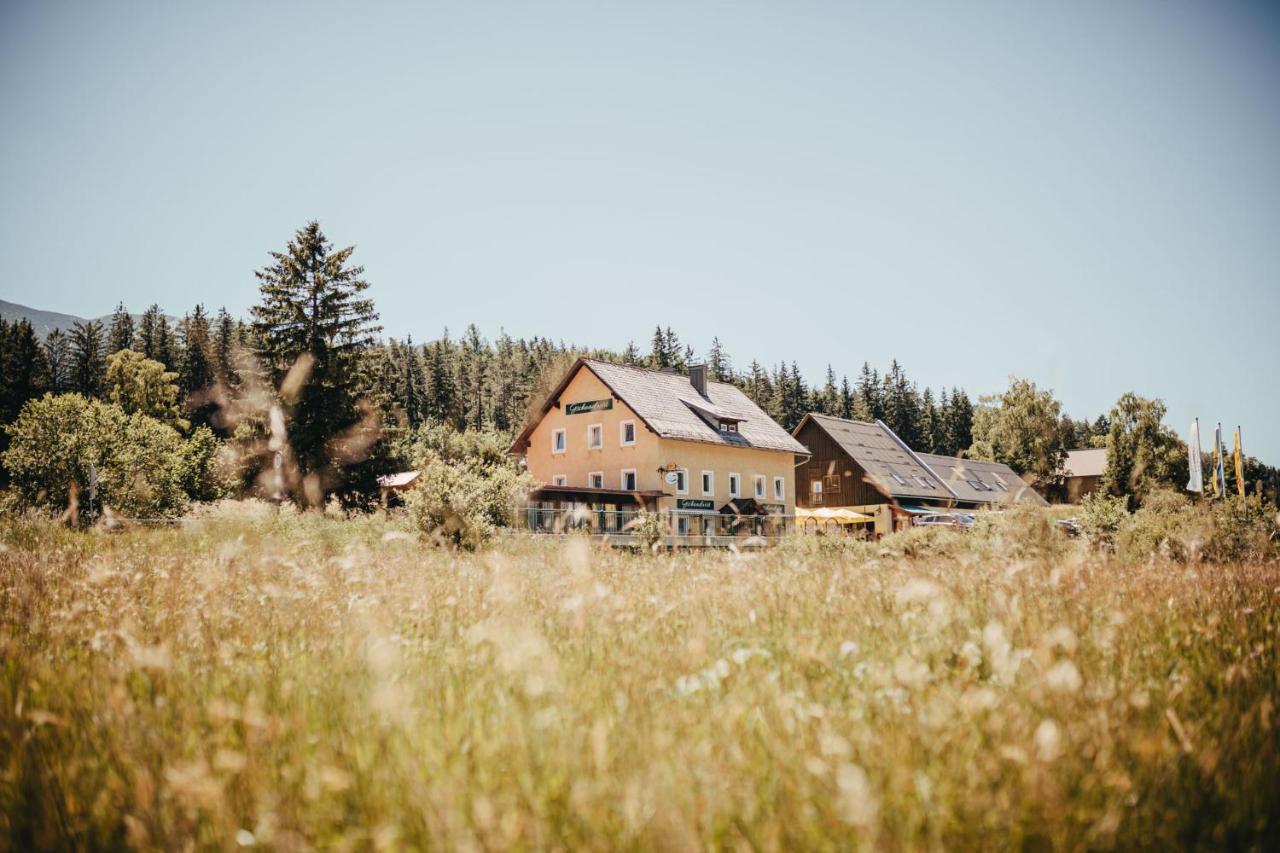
xmin=0 ymin=299 xmax=177 ymax=338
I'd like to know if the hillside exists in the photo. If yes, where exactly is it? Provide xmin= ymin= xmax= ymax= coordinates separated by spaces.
xmin=0 ymin=299 xmax=89 ymax=337
xmin=0 ymin=299 xmax=174 ymax=337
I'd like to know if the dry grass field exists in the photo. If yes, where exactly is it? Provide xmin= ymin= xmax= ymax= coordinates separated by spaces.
xmin=2 ymin=502 xmax=1278 ymax=850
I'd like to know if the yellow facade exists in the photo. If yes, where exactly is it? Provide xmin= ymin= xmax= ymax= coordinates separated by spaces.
xmin=522 ymin=364 xmax=797 ymax=516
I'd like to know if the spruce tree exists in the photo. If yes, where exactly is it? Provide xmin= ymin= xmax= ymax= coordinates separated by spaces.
xmin=0 ymin=320 xmax=47 ymax=423
xmin=400 ymin=336 xmax=424 ymax=429
xmin=707 ymin=337 xmax=731 ymax=381
xmin=853 ymin=363 xmax=880 ymax=422
xmin=70 ymin=320 xmax=107 ymax=398
xmin=213 ymin=307 xmax=239 ymax=387
xmin=250 ymin=221 xmax=382 ymax=501
xmin=919 ymin=388 xmax=939 ymax=454
xmin=43 ymin=329 xmax=71 ymax=394
xmin=179 ymin=305 xmax=216 ymax=428
xmin=839 ymin=375 xmax=854 ymax=420
xmin=135 ymin=305 xmax=165 ymax=362
xmin=107 ymin=302 xmax=135 ymax=354
xmin=820 ymin=365 xmax=839 ymax=415
xmin=648 ymin=326 xmax=669 ymax=369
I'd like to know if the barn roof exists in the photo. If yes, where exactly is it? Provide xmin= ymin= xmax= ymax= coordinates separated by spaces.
xmin=1063 ymin=448 xmax=1108 ymax=478
xmin=916 ymin=453 xmax=1049 ymax=506
xmin=794 ymin=413 xmax=1048 ymax=507
xmin=794 ymin=413 xmax=956 ymax=501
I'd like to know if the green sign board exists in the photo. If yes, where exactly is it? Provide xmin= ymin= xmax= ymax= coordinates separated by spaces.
xmin=565 ymin=398 xmax=613 ymax=415
xmin=676 ymin=498 xmax=716 ymax=511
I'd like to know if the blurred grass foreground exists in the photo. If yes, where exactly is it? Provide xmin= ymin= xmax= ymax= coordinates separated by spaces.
xmin=2 ymin=501 xmax=1277 ymax=849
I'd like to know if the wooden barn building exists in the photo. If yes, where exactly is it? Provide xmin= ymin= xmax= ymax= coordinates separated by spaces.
xmin=792 ymin=413 xmax=1046 ymax=535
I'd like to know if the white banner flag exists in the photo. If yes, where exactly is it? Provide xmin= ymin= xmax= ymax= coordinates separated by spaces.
xmin=1186 ymin=419 xmax=1203 ymax=493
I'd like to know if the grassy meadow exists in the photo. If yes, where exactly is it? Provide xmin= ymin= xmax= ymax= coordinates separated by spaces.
xmin=2 ymin=502 xmax=1278 ymax=850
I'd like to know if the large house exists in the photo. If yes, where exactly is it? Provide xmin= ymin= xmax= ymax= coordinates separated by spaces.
xmin=509 ymin=358 xmax=809 ymax=539
xmin=792 ymin=413 xmax=1046 ymax=535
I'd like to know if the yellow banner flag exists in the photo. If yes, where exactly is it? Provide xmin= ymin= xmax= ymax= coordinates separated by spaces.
xmin=1234 ymin=427 xmax=1245 ymax=497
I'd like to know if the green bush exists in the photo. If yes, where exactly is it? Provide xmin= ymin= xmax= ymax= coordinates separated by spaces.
xmin=968 ymin=503 xmax=1066 ymax=560
xmin=2 ymin=393 xmax=189 ymax=520
xmin=1079 ymin=492 xmax=1128 ymax=551
xmin=405 ymin=451 xmax=535 ymax=550
xmin=1204 ymin=495 xmax=1276 ymax=563
xmin=179 ymin=426 xmax=235 ymax=503
xmin=627 ymin=510 xmax=667 ymax=550
xmin=1116 ymin=489 xmax=1208 ymax=562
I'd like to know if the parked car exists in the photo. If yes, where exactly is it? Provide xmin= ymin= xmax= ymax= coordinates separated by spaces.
xmin=1055 ymin=518 xmax=1081 ymax=538
xmin=912 ymin=513 xmax=974 ymax=529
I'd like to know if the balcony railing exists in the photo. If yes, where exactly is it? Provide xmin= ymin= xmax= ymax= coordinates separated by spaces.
xmin=517 ymin=506 xmax=795 ymax=546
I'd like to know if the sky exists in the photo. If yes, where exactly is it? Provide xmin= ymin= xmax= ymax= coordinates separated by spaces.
xmin=2 ymin=1 xmax=1278 ymax=461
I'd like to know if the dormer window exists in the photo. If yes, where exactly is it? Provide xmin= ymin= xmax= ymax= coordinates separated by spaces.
xmin=719 ymin=421 xmax=738 ymax=433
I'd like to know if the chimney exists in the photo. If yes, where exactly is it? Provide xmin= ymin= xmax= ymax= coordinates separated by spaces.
xmin=689 ymin=363 xmax=708 ymax=397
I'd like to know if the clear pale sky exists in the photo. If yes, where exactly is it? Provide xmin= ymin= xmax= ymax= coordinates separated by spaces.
xmin=3 ymin=2 xmax=1278 ymax=461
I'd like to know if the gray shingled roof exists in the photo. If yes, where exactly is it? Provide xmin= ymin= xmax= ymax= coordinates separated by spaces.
xmin=917 ymin=453 xmax=1048 ymax=506
xmin=799 ymin=413 xmax=952 ymax=501
xmin=583 ymin=360 xmax=808 ymax=454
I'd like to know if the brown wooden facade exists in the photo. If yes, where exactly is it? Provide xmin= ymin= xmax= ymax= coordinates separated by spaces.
xmin=793 ymin=418 xmax=890 ymax=508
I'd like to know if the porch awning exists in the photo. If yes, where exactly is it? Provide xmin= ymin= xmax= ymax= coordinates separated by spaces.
xmin=797 ymin=507 xmax=874 ymax=525
xmin=896 ymin=502 xmax=947 ymax=514
xmin=529 ymin=486 xmax=668 ymax=506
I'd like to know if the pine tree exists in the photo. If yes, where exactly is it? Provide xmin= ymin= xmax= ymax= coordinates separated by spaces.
xmin=819 ymin=365 xmax=839 ymax=415
xmin=134 ymin=304 xmax=174 ymax=366
xmin=648 ymin=326 xmax=670 ymax=369
xmin=707 ymin=337 xmax=732 ymax=381
xmin=490 ymin=331 xmax=518 ymax=431
xmin=945 ymin=388 xmax=974 ymax=455
xmin=154 ymin=316 xmax=177 ymax=370
xmin=457 ymin=324 xmax=489 ymax=430
xmin=664 ymin=328 xmax=685 ymax=371
xmin=621 ymin=341 xmax=641 ymax=365
xmin=400 ymin=336 xmax=424 ymax=429
xmin=919 ymin=388 xmax=939 ymax=454
xmin=43 ymin=329 xmax=71 ymax=394
xmin=70 ymin=320 xmax=107 ymax=398
xmin=839 ymin=375 xmax=854 ymax=419
xmin=213 ymin=307 xmax=239 ymax=387
xmin=107 ymin=302 xmax=135 ymax=354
xmin=744 ymin=360 xmax=773 ymax=415
xmin=250 ymin=221 xmax=382 ymax=500
xmin=424 ymin=336 xmax=458 ymax=425
xmin=0 ymin=320 xmax=47 ymax=423
xmin=853 ymin=363 xmax=880 ymax=422
xmin=178 ymin=305 xmax=216 ymax=428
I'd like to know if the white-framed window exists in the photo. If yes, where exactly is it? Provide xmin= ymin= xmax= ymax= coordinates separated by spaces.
xmin=552 ymin=428 xmax=567 ymax=454
xmin=588 ymin=471 xmax=604 ymax=489
xmin=754 ymin=474 xmax=766 ymax=499
xmin=621 ymin=468 xmax=637 ymax=491
xmin=552 ymin=475 xmax=567 ymax=486
xmin=587 ymin=423 xmax=603 ymax=450
xmin=619 ymin=420 xmax=636 ymax=446
xmin=773 ymin=476 xmax=785 ymax=500
xmin=728 ymin=473 xmax=741 ymax=498
xmin=675 ymin=468 xmax=689 ymax=495
xmin=701 ymin=470 xmax=714 ymax=496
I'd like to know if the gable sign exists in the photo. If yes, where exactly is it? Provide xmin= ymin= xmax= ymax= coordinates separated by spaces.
xmin=566 ymin=398 xmax=613 ymax=415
